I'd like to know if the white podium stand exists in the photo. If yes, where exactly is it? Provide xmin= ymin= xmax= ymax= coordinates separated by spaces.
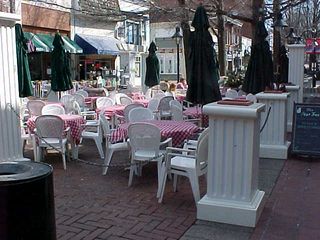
xmin=256 ymin=92 xmax=291 ymax=159
xmin=197 ymin=102 xmax=266 ymax=227
xmin=285 ymin=85 xmax=300 ymax=132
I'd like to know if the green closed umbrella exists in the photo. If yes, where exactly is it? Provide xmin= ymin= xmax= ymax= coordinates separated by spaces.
xmin=15 ymin=24 xmax=33 ymax=97
xmin=51 ymin=33 xmax=72 ymax=92
xmin=145 ymin=41 xmax=160 ymax=88
xmin=186 ymin=5 xmax=221 ymax=105
xmin=242 ymin=21 xmax=274 ymax=94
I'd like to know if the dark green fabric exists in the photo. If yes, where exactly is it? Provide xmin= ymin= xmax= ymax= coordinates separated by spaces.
xmin=145 ymin=41 xmax=160 ymax=88
xmin=15 ymin=24 xmax=33 ymax=97
xmin=279 ymin=45 xmax=288 ymax=83
xmin=242 ymin=21 xmax=274 ymax=94
xmin=51 ymin=33 xmax=73 ymax=92
xmin=186 ymin=5 xmax=221 ymax=104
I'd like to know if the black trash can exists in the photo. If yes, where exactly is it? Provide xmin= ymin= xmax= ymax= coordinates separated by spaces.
xmin=0 ymin=161 xmax=56 ymax=240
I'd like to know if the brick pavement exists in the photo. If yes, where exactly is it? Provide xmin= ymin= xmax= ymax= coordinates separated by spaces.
xmin=24 ymin=140 xmax=205 ymax=240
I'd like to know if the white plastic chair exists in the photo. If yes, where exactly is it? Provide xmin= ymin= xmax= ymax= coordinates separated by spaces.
xmin=120 ymin=95 xmax=134 ymax=105
xmin=123 ymin=103 xmax=144 ymax=122
xmin=60 ymin=94 xmax=75 ymax=114
xmin=128 ymin=107 xmax=154 ymax=122
xmin=75 ymin=89 xmax=89 ymax=97
xmin=238 ymin=89 xmax=246 ymax=97
xmin=158 ymin=96 xmax=174 ymax=119
xmin=35 ymin=115 xmax=70 ymax=170
xmin=145 ymin=89 xmax=152 ymax=100
xmin=21 ymin=125 xmax=37 ymax=161
xmin=115 ymin=93 xmax=128 ymax=105
xmin=147 ymin=98 xmax=160 ymax=120
xmin=127 ymin=122 xmax=172 ymax=189
xmin=153 ymin=92 xmax=166 ymax=100
xmin=81 ymin=118 xmax=104 ymax=159
xmin=158 ymin=128 xmax=209 ymax=203
xmin=96 ymin=97 xmax=114 ymax=109
xmin=27 ymin=100 xmax=46 ymax=117
xmin=246 ymin=93 xmax=257 ymax=103
xmin=73 ymin=93 xmax=86 ymax=109
xmin=225 ymin=89 xmax=238 ymax=99
xmin=170 ymin=105 xmax=185 ymax=121
xmin=41 ymin=104 xmax=65 ymax=115
xmin=169 ymin=99 xmax=183 ymax=111
xmin=100 ymin=114 xmax=129 ymax=175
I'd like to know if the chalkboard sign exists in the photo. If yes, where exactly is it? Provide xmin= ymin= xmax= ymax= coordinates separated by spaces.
xmin=292 ymin=103 xmax=320 ymax=156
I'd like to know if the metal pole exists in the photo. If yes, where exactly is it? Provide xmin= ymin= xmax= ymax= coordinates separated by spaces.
xmin=177 ymin=42 xmax=180 ymax=83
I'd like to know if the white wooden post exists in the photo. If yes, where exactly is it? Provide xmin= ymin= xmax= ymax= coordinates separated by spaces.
xmin=0 ymin=9 xmax=26 ymax=162
xmin=287 ymin=44 xmax=305 ymax=102
xmin=197 ymin=102 xmax=266 ymax=227
xmin=256 ymin=92 xmax=291 ymax=159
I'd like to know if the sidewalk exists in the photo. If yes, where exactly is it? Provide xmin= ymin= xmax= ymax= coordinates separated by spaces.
xmin=182 ymin=156 xmax=320 ymax=240
xmin=24 ymin=141 xmax=320 ymax=239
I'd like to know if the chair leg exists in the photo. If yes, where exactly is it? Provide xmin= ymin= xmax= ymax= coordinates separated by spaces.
xmin=173 ymin=174 xmax=178 ymax=192
xmin=189 ymin=171 xmax=200 ymax=203
xmin=37 ymin=146 xmax=42 ymax=162
xmin=102 ymin=148 xmax=114 ymax=175
xmin=128 ymin=163 xmax=135 ymax=187
xmin=94 ymin=138 xmax=104 ymax=159
xmin=156 ymin=159 xmax=162 ymax=197
xmin=32 ymin=136 xmax=38 ymax=162
xmin=62 ymin=146 xmax=67 ymax=170
xmin=158 ymin=162 xmax=168 ymax=203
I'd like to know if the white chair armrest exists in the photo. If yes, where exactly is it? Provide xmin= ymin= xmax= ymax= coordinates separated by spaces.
xmin=160 ymin=137 xmax=172 ymax=147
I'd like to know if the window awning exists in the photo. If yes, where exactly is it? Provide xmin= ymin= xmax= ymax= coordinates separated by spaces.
xmin=36 ymin=34 xmax=83 ymax=54
xmin=24 ymin=32 xmax=51 ymax=52
xmin=75 ymin=34 xmax=121 ymax=55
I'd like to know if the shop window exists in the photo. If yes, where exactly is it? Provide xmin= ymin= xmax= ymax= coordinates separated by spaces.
xmin=126 ymin=22 xmax=140 ymax=45
xmin=159 ymin=53 xmax=177 ymax=74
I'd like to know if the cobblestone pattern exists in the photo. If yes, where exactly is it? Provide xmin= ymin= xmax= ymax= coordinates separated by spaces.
xmin=25 ymin=140 xmax=205 ymax=240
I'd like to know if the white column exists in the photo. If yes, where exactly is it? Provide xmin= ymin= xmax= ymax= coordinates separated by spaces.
xmin=256 ymin=92 xmax=291 ymax=159
xmin=0 ymin=11 xmax=26 ymax=162
xmin=197 ymin=102 xmax=266 ymax=227
xmin=286 ymin=85 xmax=300 ymax=132
xmin=287 ymin=44 xmax=305 ymax=102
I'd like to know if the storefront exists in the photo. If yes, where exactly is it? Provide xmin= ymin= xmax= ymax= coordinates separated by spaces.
xmin=75 ymin=34 xmax=121 ymax=83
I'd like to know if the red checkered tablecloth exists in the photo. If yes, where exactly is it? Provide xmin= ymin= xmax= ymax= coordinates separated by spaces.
xmin=111 ymin=120 xmax=199 ymax=147
xmin=133 ymin=99 xmax=149 ymax=107
xmin=27 ymin=114 xmax=86 ymax=144
xmin=183 ymin=106 xmax=209 ymax=127
xmin=96 ymin=105 xmax=126 ymax=119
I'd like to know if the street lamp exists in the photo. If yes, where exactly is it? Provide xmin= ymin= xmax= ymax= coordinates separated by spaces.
xmin=172 ymin=26 xmax=183 ymax=83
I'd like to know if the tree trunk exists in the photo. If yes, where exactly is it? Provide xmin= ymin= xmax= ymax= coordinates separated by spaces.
xmin=251 ymin=0 xmax=264 ymax=44
xmin=217 ymin=0 xmax=226 ymax=76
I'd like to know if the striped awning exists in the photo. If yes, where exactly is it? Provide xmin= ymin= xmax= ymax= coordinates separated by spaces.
xmin=36 ymin=33 xmax=83 ymax=54
xmin=75 ymin=34 xmax=121 ymax=55
xmin=24 ymin=32 xmax=51 ymax=52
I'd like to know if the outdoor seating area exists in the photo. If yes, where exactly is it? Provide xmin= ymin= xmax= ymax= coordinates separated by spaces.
xmin=3 ymin=1 xmax=320 ymax=239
